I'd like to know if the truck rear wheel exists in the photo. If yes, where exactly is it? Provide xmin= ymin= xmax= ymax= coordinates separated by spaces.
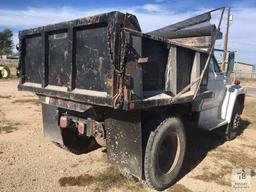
xmin=144 ymin=117 xmax=186 ymax=191
xmin=61 ymin=128 xmax=97 ymax=154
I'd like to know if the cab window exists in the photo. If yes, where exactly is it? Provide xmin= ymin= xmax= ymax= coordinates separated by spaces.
xmin=209 ymin=56 xmax=221 ymax=73
xmin=209 ymin=58 xmax=214 ymax=73
xmin=212 ymin=56 xmax=221 ymax=73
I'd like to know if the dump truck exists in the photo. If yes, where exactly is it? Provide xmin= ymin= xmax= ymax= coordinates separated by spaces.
xmin=17 ymin=7 xmax=246 ymax=191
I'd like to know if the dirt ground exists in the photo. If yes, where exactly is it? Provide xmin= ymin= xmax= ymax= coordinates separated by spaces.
xmin=0 ymin=79 xmax=255 ymax=192
xmin=240 ymin=79 xmax=256 ymax=89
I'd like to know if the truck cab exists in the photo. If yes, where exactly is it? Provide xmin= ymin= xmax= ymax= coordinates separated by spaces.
xmin=195 ymin=53 xmax=246 ymax=140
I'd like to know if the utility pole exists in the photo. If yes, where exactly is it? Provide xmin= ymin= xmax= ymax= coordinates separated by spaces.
xmin=222 ymin=7 xmax=231 ymax=71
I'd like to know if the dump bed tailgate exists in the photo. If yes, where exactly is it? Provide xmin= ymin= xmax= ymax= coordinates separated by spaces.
xmin=18 ymin=11 xmax=141 ymax=107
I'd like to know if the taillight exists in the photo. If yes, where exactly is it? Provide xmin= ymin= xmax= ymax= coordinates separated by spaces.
xmin=77 ymin=122 xmax=86 ymax=135
xmin=59 ymin=116 xmax=69 ymax=128
xmin=129 ymin=102 xmax=135 ymax=110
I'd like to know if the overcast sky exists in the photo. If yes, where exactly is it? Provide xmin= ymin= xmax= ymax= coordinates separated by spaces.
xmin=0 ymin=0 xmax=255 ymax=66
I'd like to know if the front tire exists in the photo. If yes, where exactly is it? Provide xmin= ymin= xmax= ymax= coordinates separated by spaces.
xmin=144 ymin=117 xmax=186 ymax=191
xmin=225 ymin=102 xmax=241 ymax=140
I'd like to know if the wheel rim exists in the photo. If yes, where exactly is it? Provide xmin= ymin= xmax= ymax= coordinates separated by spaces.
xmin=1 ymin=69 xmax=8 ymax=78
xmin=157 ymin=131 xmax=180 ymax=174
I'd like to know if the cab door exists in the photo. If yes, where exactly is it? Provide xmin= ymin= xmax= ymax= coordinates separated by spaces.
xmin=206 ymin=56 xmax=227 ymax=108
xmin=197 ymin=56 xmax=227 ymax=130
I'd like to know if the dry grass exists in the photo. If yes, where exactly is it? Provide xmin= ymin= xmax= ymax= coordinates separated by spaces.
xmin=59 ymin=167 xmax=146 ymax=192
xmin=0 ymin=95 xmax=11 ymax=99
xmin=95 ymin=167 xmax=145 ymax=192
xmin=213 ymin=148 xmax=256 ymax=171
xmin=0 ymin=123 xmax=20 ymax=134
xmin=242 ymin=97 xmax=256 ymax=128
xmin=9 ymin=67 xmax=18 ymax=79
xmin=58 ymin=167 xmax=195 ymax=191
xmin=166 ymin=184 xmax=193 ymax=192
xmin=0 ymin=110 xmax=21 ymax=134
xmin=193 ymin=165 xmax=231 ymax=186
xmin=12 ymin=98 xmax=40 ymax=106
xmin=241 ymin=79 xmax=256 ymax=88
xmin=59 ymin=174 xmax=95 ymax=187
xmin=0 ymin=123 xmax=19 ymax=134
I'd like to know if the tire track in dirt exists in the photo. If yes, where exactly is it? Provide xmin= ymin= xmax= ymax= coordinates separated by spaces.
xmin=0 ymin=109 xmax=20 ymax=134
xmin=0 ymin=95 xmax=23 ymax=134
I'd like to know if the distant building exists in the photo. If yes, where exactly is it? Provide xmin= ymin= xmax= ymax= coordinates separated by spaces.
xmin=233 ymin=61 xmax=255 ymax=79
xmin=234 ymin=62 xmax=254 ymax=73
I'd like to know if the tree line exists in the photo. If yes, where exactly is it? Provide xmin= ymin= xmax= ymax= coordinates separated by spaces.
xmin=0 ymin=29 xmax=14 ymax=56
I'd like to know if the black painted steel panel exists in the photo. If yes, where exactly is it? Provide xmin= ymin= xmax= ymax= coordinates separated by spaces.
xmin=176 ymin=47 xmax=195 ymax=93
xmin=48 ymin=31 xmax=70 ymax=87
xmin=105 ymin=110 xmax=143 ymax=178
xmin=142 ymin=38 xmax=168 ymax=91
xmin=24 ymin=35 xmax=43 ymax=83
xmin=148 ymin=12 xmax=211 ymax=37
xmin=41 ymin=103 xmax=63 ymax=145
xmin=75 ymin=24 xmax=112 ymax=92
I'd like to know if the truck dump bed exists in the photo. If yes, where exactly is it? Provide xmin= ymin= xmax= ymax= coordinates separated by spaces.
xmin=18 ymin=11 xmax=213 ymax=110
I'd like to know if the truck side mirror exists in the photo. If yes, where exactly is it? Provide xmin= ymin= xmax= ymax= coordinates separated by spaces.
xmin=226 ymin=51 xmax=235 ymax=75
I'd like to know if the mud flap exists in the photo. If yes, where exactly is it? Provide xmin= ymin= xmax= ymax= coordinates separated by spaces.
xmin=41 ymin=103 xmax=63 ymax=145
xmin=105 ymin=110 xmax=143 ymax=179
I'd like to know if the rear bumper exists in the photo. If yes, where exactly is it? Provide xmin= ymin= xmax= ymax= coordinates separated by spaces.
xmin=18 ymin=83 xmax=113 ymax=109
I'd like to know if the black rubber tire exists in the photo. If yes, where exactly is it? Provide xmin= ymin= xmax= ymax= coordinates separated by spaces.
xmin=225 ymin=102 xmax=241 ymax=140
xmin=144 ymin=117 xmax=186 ymax=191
xmin=61 ymin=128 xmax=98 ymax=154
xmin=0 ymin=66 xmax=11 ymax=79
